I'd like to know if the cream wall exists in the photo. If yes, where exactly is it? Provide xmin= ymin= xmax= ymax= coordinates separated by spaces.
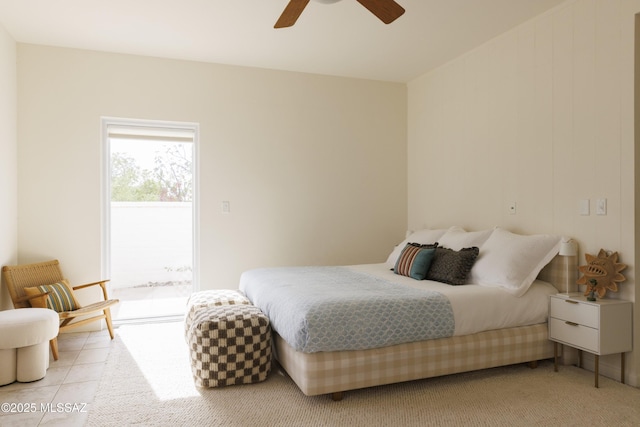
xmin=408 ymin=0 xmax=640 ymax=385
xmin=16 ymin=45 xmax=407 ymax=295
xmin=0 ymin=24 xmax=17 ymax=310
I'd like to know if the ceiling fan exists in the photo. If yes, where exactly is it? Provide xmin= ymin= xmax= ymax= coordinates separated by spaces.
xmin=275 ymin=0 xmax=405 ymax=29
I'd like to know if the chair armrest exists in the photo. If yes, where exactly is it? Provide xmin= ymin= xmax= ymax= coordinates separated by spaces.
xmin=72 ymin=280 xmax=110 ymax=291
xmin=72 ymin=280 xmax=111 ymax=301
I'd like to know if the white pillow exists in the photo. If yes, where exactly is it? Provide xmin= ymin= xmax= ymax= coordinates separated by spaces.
xmin=468 ymin=228 xmax=561 ymax=297
xmin=385 ymin=228 xmax=447 ymax=268
xmin=437 ymin=226 xmax=494 ymax=251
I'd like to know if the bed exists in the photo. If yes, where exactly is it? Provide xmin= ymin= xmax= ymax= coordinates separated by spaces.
xmin=239 ymin=226 xmax=577 ymax=400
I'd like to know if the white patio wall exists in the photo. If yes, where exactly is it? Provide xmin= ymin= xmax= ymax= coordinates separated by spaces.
xmin=110 ymin=202 xmax=192 ymax=290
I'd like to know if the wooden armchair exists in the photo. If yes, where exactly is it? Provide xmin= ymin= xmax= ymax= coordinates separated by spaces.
xmin=2 ymin=259 xmax=119 ymax=361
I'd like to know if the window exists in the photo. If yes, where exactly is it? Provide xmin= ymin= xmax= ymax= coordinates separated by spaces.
xmin=102 ymin=118 xmax=199 ymax=322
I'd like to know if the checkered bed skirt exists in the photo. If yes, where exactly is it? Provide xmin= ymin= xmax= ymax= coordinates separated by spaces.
xmin=275 ymin=323 xmax=553 ymax=396
xmin=187 ymin=303 xmax=271 ymax=388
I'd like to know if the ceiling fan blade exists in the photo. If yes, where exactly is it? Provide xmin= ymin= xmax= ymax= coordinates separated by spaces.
xmin=275 ymin=0 xmax=311 ymax=28
xmin=355 ymin=0 xmax=405 ymax=24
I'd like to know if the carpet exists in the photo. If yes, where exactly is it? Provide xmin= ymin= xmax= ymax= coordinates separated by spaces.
xmin=88 ymin=321 xmax=640 ymax=426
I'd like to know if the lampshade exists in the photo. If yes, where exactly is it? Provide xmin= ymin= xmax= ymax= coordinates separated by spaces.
xmin=558 ymin=237 xmax=578 ymax=295
xmin=559 ymin=238 xmax=577 ymax=257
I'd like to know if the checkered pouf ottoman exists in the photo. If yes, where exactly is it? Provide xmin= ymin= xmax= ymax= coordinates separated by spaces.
xmin=184 ymin=290 xmax=251 ymax=340
xmin=187 ymin=304 xmax=271 ymax=388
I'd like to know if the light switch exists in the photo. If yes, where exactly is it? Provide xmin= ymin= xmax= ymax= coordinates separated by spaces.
xmin=221 ymin=201 xmax=231 ymax=214
xmin=596 ymin=199 xmax=607 ymax=215
xmin=579 ymin=199 xmax=590 ymax=216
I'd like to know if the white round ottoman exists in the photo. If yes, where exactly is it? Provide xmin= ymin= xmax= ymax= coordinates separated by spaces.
xmin=0 ymin=308 xmax=59 ymax=386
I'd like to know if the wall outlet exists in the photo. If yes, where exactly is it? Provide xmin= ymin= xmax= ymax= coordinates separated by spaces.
xmin=221 ymin=201 xmax=231 ymax=214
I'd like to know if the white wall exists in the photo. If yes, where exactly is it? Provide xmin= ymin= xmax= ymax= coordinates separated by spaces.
xmin=16 ymin=45 xmax=407 ymax=293
xmin=408 ymin=0 xmax=640 ymax=385
xmin=0 ymin=24 xmax=17 ymax=310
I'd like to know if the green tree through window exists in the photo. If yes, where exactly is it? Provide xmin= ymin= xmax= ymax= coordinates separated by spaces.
xmin=111 ymin=143 xmax=192 ymax=202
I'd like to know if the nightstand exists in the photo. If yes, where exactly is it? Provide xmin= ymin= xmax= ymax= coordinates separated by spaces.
xmin=549 ymin=293 xmax=632 ymax=387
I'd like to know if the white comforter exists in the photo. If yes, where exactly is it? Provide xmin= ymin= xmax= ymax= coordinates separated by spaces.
xmin=347 ymin=263 xmax=557 ymax=337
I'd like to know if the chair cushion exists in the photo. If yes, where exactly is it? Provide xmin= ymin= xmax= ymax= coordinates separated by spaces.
xmin=24 ymin=280 xmax=79 ymax=312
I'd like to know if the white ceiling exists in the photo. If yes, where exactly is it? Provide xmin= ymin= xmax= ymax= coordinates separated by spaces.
xmin=0 ymin=0 xmax=566 ymax=83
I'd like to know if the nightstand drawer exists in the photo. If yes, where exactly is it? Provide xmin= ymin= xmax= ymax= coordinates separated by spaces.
xmin=549 ymin=297 xmax=598 ymax=328
xmin=549 ymin=317 xmax=598 ymax=353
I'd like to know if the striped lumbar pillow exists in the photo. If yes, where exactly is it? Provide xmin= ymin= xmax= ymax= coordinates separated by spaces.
xmin=394 ymin=243 xmax=436 ymax=280
xmin=24 ymin=280 xmax=78 ymax=312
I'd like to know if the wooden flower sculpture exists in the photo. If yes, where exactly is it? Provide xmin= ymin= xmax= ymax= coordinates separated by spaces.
xmin=577 ymin=249 xmax=626 ymax=298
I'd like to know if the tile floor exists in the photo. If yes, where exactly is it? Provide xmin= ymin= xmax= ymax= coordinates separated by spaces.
xmin=0 ymin=287 xmax=189 ymax=426
xmin=0 ymin=330 xmax=113 ymax=427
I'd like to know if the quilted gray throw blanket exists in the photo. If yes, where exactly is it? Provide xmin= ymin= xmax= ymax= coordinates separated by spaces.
xmin=240 ymin=266 xmax=455 ymax=353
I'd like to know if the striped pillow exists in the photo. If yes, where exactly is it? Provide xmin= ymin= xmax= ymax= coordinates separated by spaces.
xmin=24 ymin=280 xmax=78 ymax=312
xmin=394 ymin=243 xmax=436 ymax=280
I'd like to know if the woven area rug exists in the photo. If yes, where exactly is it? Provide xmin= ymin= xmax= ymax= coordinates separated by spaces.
xmin=88 ymin=321 xmax=640 ymax=426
